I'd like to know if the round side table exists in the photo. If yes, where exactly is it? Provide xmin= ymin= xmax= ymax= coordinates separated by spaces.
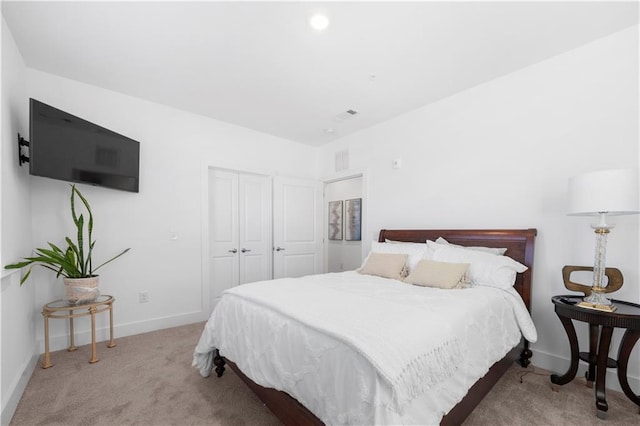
xmin=550 ymin=295 xmax=640 ymax=418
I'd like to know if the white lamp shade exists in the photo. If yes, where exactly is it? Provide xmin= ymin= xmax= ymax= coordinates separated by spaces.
xmin=568 ymin=169 xmax=639 ymax=216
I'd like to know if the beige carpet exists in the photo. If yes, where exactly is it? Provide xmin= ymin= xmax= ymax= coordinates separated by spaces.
xmin=10 ymin=322 xmax=639 ymax=425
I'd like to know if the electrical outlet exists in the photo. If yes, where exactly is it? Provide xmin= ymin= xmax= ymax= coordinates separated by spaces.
xmin=139 ymin=291 xmax=149 ymax=303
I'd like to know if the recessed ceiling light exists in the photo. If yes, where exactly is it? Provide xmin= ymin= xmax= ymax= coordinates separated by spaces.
xmin=309 ymin=14 xmax=329 ymax=31
xmin=324 ymin=127 xmax=335 ymax=134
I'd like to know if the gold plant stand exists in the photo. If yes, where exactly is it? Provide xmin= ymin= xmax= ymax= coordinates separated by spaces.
xmin=41 ymin=295 xmax=116 ymax=368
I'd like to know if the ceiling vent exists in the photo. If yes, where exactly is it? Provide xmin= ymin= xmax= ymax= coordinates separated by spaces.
xmin=334 ymin=109 xmax=358 ymax=122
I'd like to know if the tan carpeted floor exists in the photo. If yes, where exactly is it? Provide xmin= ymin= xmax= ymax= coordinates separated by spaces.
xmin=10 ymin=322 xmax=639 ymax=425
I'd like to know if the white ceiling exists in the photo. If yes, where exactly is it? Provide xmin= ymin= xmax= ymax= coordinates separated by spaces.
xmin=2 ymin=1 xmax=638 ymax=146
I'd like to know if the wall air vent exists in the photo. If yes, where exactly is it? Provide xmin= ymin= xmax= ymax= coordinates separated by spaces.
xmin=335 ymin=149 xmax=349 ymax=172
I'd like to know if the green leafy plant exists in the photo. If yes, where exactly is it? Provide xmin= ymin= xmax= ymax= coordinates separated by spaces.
xmin=4 ymin=185 xmax=130 ymax=285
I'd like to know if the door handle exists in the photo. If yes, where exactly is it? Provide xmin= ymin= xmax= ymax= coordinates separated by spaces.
xmin=275 ymin=247 xmax=285 ymax=251
xmin=241 ymin=248 xmax=251 ymax=253
xmin=228 ymin=249 xmax=237 ymax=253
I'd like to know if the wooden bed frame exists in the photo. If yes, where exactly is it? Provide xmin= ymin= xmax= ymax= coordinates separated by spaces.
xmin=214 ymin=228 xmax=537 ymax=425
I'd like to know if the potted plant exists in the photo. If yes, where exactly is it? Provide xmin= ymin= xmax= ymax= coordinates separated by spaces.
xmin=4 ymin=185 xmax=130 ymax=304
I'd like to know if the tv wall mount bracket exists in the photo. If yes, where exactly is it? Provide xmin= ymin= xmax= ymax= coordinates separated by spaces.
xmin=17 ymin=133 xmax=30 ymax=166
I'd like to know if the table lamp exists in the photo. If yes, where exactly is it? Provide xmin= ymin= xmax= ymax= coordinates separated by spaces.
xmin=568 ymin=169 xmax=639 ymax=311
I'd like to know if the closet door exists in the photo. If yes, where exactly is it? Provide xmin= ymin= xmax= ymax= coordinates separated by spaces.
xmin=209 ymin=169 xmax=273 ymax=306
xmin=209 ymin=169 xmax=240 ymax=304
xmin=238 ymin=173 xmax=272 ymax=284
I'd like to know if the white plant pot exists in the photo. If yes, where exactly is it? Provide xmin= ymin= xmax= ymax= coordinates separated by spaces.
xmin=64 ymin=276 xmax=100 ymax=305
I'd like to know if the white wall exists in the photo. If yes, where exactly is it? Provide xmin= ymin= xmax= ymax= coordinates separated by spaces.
xmin=320 ymin=26 xmax=640 ymax=389
xmin=1 ymin=16 xmax=37 ymax=425
xmin=23 ymin=70 xmax=319 ymax=351
xmin=325 ymin=177 xmax=363 ymax=272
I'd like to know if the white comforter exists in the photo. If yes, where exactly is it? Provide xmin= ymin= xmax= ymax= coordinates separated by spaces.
xmin=193 ymin=271 xmax=536 ymax=425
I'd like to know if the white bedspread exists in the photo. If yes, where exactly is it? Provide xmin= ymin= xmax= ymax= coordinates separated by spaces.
xmin=193 ymin=271 xmax=536 ymax=425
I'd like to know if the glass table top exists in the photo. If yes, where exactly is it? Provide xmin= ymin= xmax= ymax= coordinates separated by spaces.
xmin=45 ymin=295 xmax=113 ymax=309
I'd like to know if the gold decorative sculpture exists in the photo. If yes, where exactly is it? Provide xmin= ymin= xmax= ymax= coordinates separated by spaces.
xmin=562 ymin=265 xmax=623 ymax=311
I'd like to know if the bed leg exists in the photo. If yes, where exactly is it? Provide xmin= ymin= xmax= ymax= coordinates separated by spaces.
xmin=213 ymin=349 xmax=226 ymax=377
xmin=519 ymin=340 xmax=532 ymax=368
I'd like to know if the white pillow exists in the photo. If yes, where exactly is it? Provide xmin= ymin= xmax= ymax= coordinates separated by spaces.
xmin=386 ymin=239 xmax=438 ymax=260
xmin=362 ymin=241 xmax=429 ymax=273
xmin=427 ymin=241 xmax=527 ymax=289
xmin=434 ymin=237 xmax=507 ymax=255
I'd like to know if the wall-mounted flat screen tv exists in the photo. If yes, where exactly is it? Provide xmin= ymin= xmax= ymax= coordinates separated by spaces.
xmin=29 ymin=98 xmax=140 ymax=193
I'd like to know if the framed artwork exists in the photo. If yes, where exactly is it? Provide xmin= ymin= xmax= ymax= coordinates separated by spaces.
xmin=328 ymin=200 xmax=343 ymax=240
xmin=345 ymin=198 xmax=362 ymax=241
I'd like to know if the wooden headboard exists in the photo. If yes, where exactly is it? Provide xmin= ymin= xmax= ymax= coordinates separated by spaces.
xmin=378 ymin=229 xmax=537 ymax=310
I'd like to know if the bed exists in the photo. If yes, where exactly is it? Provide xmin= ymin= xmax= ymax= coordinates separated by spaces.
xmin=193 ymin=228 xmax=537 ymax=425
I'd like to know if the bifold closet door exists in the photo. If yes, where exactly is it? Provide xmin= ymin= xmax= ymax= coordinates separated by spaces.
xmin=238 ymin=173 xmax=272 ymax=284
xmin=209 ymin=169 xmax=272 ymax=306
xmin=210 ymin=169 xmax=239 ymax=305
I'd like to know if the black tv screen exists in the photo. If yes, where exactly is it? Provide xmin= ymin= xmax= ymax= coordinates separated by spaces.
xmin=29 ymin=99 xmax=140 ymax=193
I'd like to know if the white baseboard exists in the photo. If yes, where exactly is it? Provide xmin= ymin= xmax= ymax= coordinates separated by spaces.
xmin=1 ymin=350 xmax=38 ymax=426
xmin=39 ymin=310 xmax=209 ymax=353
xmin=531 ymin=347 xmax=640 ymax=394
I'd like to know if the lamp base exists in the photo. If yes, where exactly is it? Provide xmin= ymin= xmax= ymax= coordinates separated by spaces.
xmin=579 ymin=290 xmax=617 ymax=312
xmin=577 ymin=301 xmax=617 ymax=312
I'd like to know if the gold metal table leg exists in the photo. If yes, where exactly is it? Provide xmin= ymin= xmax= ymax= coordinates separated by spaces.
xmin=68 ymin=310 xmax=77 ymax=352
xmin=107 ymin=301 xmax=116 ymax=348
xmin=42 ymin=310 xmax=52 ymax=369
xmin=89 ymin=306 xmax=99 ymax=363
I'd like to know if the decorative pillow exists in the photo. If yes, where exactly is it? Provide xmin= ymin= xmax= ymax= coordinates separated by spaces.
xmin=404 ymin=259 xmax=469 ymax=289
xmin=361 ymin=241 xmax=429 ymax=273
xmin=434 ymin=237 xmax=507 ymax=255
xmin=358 ymin=252 xmax=408 ymax=280
xmin=427 ymin=241 xmax=527 ymax=289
